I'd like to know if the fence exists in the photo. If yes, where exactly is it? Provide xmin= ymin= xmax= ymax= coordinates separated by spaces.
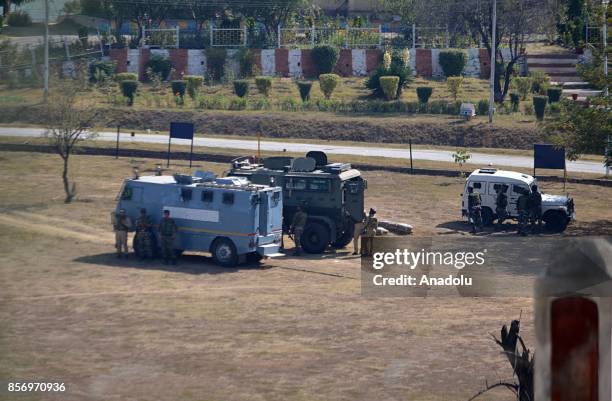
xmin=142 ymin=27 xmax=180 ymax=49
xmin=585 ymin=26 xmax=603 ymax=47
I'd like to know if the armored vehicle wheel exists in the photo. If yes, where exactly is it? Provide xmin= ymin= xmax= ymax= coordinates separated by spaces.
xmin=212 ymin=238 xmax=238 ymax=267
xmin=481 ymin=207 xmax=494 ymax=226
xmin=543 ymin=211 xmax=569 ymax=233
xmin=302 ymin=222 xmax=330 ymax=254
xmin=331 ymin=221 xmax=354 ymax=249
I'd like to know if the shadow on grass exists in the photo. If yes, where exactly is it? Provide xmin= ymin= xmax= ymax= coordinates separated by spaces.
xmin=437 ymin=220 xmax=565 ymax=237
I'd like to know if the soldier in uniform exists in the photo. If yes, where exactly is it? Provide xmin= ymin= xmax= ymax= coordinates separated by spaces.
xmin=361 ymin=208 xmax=378 ymax=257
xmin=290 ymin=205 xmax=308 ymax=256
xmin=467 ymin=186 xmax=482 ymax=234
xmin=517 ymin=188 xmax=530 ymax=236
xmin=352 ymin=209 xmax=366 ymax=255
xmin=158 ymin=209 xmax=178 ymax=265
xmin=528 ymin=184 xmax=543 ymax=233
xmin=495 ymin=185 xmax=509 ymax=230
xmin=113 ymin=209 xmax=132 ymax=258
xmin=135 ymin=208 xmax=154 ymax=260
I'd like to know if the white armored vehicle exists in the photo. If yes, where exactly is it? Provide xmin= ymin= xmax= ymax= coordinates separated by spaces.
xmin=461 ymin=168 xmax=575 ymax=232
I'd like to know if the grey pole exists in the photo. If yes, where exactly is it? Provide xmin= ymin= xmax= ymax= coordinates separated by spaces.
xmin=603 ymin=0 xmax=609 ymax=97
xmin=43 ymin=0 xmax=49 ymax=102
xmin=488 ymin=0 xmax=497 ymax=123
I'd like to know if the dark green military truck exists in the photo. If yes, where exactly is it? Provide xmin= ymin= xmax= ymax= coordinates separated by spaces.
xmin=228 ymin=151 xmax=366 ymax=254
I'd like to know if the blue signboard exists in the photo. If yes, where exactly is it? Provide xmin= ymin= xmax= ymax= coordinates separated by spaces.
xmin=534 ymin=144 xmax=565 ymax=170
xmin=170 ymin=122 xmax=194 ymax=140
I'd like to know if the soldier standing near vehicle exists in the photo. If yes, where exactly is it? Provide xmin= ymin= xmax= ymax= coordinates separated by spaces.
xmin=467 ymin=186 xmax=483 ymax=234
xmin=529 ymin=184 xmax=543 ymax=232
xmin=135 ymin=208 xmax=154 ymax=260
xmin=113 ymin=209 xmax=132 ymax=258
xmin=159 ymin=209 xmax=178 ymax=265
xmin=352 ymin=209 xmax=366 ymax=255
xmin=361 ymin=208 xmax=378 ymax=257
xmin=290 ymin=205 xmax=308 ymax=256
xmin=517 ymin=188 xmax=530 ymax=236
xmin=495 ymin=185 xmax=509 ymax=230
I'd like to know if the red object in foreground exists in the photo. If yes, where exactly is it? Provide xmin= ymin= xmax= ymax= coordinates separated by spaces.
xmin=551 ymin=297 xmax=599 ymax=401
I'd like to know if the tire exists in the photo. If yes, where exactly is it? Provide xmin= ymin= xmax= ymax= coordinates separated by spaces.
xmin=211 ymin=238 xmax=239 ymax=267
xmin=301 ymin=221 xmax=331 ymax=254
xmin=331 ymin=221 xmax=354 ymax=249
xmin=543 ymin=211 xmax=569 ymax=233
xmin=481 ymin=207 xmax=494 ymax=226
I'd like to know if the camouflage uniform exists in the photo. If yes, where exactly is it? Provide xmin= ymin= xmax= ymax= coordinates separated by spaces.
xmin=361 ymin=214 xmax=378 ymax=257
xmin=159 ymin=216 xmax=178 ymax=264
xmin=495 ymin=189 xmax=508 ymax=229
xmin=113 ymin=212 xmax=132 ymax=258
xmin=517 ymin=192 xmax=530 ymax=236
xmin=291 ymin=210 xmax=308 ymax=255
xmin=135 ymin=214 xmax=154 ymax=259
xmin=352 ymin=210 xmax=366 ymax=255
xmin=468 ymin=191 xmax=482 ymax=233
xmin=528 ymin=190 xmax=542 ymax=231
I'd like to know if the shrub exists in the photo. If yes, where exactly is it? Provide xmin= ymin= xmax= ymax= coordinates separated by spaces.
xmin=89 ymin=60 xmax=116 ymax=82
xmin=529 ymin=70 xmax=550 ymax=94
xmin=380 ymin=76 xmax=400 ymax=100
xmin=7 ymin=11 xmax=32 ymax=27
xmin=477 ymin=99 xmax=489 ymax=115
xmin=146 ymin=54 xmax=172 ymax=80
xmin=171 ymin=80 xmax=186 ymax=98
xmin=438 ymin=50 xmax=466 ymax=77
xmin=255 ymin=76 xmax=272 ymax=97
xmin=547 ymin=87 xmax=563 ymax=103
xmin=416 ymin=87 xmax=433 ymax=103
xmin=114 ymin=72 xmax=138 ymax=82
xmin=319 ymin=73 xmax=339 ymax=99
xmin=311 ymin=45 xmax=339 ymax=75
xmin=297 ymin=81 xmax=312 ymax=101
xmin=533 ymin=96 xmax=548 ymax=120
xmin=233 ymin=79 xmax=250 ymax=98
xmin=509 ymin=92 xmax=520 ymax=112
xmin=120 ymin=80 xmax=138 ymax=106
xmin=512 ymin=76 xmax=531 ymax=100
xmin=366 ymin=50 xmax=413 ymax=99
xmin=206 ymin=48 xmax=227 ymax=81
xmin=184 ymin=75 xmax=203 ymax=99
xmin=446 ymin=77 xmax=463 ymax=101
xmin=236 ymin=48 xmax=256 ymax=78
xmin=0 ymin=16 xmax=4 ymax=33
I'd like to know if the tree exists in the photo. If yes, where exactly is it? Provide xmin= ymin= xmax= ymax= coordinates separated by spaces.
xmin=239 ymin=0 xmax=313 ymax=37
xmin=2 ymin=0 xmax=32 ymax=17
xmin=43 ymin=82 xmax=99 ymax=203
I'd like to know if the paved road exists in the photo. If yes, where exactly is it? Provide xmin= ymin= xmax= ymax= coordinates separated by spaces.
xmin=0 ymin=127 xmax=604 ymax=174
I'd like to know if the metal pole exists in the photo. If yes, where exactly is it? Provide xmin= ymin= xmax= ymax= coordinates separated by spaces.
xmin=412 ymin=23 xmax=416 ymax=49
xmin=258 ymin=129 xmax=261 ymax=162
xmin=116 ymin=126 xmax=120 ymax=159
xmin=277 ymin=25 xmax=281 ymax=49
xmin=603 ymin=0 xmax=609 ymax=97
xmin=167 ymin=136 xmax=171 ymax=167
xmin=409 ymin=139 xmax=413 ymax=174
xmin=488 ymin=0 xmax=497 ymax=123
xmin=43 ymin=0 xmax=49 ymax=102
xmin=189 ymin=138 xmax=194 ymax=168
xmin=210 ymin=23 xmax=213 ymax=47
xmin=243 ymin=25 xmax=247 ymax=47
xmin=176 ymin=26 xmax=180 ymax=49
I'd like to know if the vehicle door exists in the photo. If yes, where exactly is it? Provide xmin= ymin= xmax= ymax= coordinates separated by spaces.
xmin=343 ymin=178 xmax=365 ymax=223
xmin=487 ymin=182 xmax=509 ymax=213
xmin=509 ymin=183 xmax=530 ymax=217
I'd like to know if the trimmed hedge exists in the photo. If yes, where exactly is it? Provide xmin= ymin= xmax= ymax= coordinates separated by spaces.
xmin=171 ymin=80 xmax=186 ymax=98
xmin=416 ymin=87 xmax=433 ymax=103
xmin=547 ymin=87 xmax=563 ymax=103
xmin=512 ymin=76 xmax=532 ymax=100
xmin=236 ymin=48 xmax=256 ymax=78
xmin=206 ymin=48 xmax=227 ymax=81
xmin=438 ymin=50 xmax=466 ymax=77
xmin=120 ymin=80 xmax=138 ymax=106
xmin=319 ymin=73 xmax=340 ymax=99
xmin=366 ymin=49 xmax=413 ymax=99
xmin=184 ymin=75 xmax=203 ymax=99
xmin=477 ymin=99 xmax=489 ymax=115
xmin=233 ymin=80 xmax=250 ymax=98
xmin=380 ymin=76 xmax=400 ymax=100
xmin=311 ymin=45 xmax=339 ymax=75
xmin=533 ymin=96 xmax=548 ymax=120
xmin=7 ymin=11 xmax=32 ymax=27
xmin=114 ymin=72 xmax=138 ymax=82
xmin=146 ymin=54 xmax=172 ymax=80
xmin=297 ymin=81 xmax=312 ymax=101
xmin=255 ymin=76 xmax=272 ymax=97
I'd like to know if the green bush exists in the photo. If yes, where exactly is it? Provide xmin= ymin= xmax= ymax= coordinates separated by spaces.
xmin=547 ymin=87 xmax=563 ymax=103
xmin=529 ymin=70 xmax=550 ymax=94
xmin=255 ymin=76 xmax=272 ymax=97
xmin=120 ymin=80 xmax=138 ymax=106
xmin=236 ymin=48 xmax=256 ymax=78
xmin=416 ymin=87 xmax=433 ymax=103
xmin=233 ymin=79 xmax=250 ymax=98
xmin=438 ymin=50 xmax=466 ymax=77
xmin=477 ymin=99 xmax=489 ymax=115
xmin=446 ymin=77 xmax=463 ymax=101
xmin=512 ymin=76 xmax=532 ymax=100
xmin=311 ymin=45 xmax=339 ymax=75
xmin=319 ymin=73 xmax=339 ymax=99
xmin=380 ymin=76 xmax=400 ymax=100
xmin=206 ymin=48 xmax=227 ymax=81
xmin=7 ymin=11 xmax=32 ymax=27
xmin=533 ymin=96 xmax=548 ymax=120
xmin=366 ymin=50 xmax=413 ymax=99
xmin=297 ymin=81 xmax=312 ymax=101
xmin=184 ymin=75 xmax=203 ymax=99
xmin=146 ymin=54 xmax=172 ymax=80
xmin=89 ymin=60 xmax=116 ymax=82
xmin=114 ymin=72 xmax=138 ymax=82
xmin=171 ymin=80 xmax=186 ymax=98
xmin=509 ymin=92 xmax=520 ymax=112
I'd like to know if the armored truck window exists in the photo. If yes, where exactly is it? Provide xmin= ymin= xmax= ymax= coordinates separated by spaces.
xmin=513 ymin=184 xmax=529 ymax=194
xmin=309 ymin=179 xmax=329 ymax=192
xmin=286 ymin=178 xmax=307 ymax=190
xmin=121 ymin=187 xmax=133 ymax=200
xmin=201 ymin=190 xmax=214 ymax=202
xmin=223 ymin=192 xmax=234 ymax=205
xmin=181 ymin=188 xmax=192 ymax=201
xmin=472 ymin=182 xmax=482 ymax=189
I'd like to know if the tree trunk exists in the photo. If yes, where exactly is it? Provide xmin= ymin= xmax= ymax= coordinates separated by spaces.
xmin=3 ymin=0 xmax=11 ymax=17
xmin=62 ymin=156 xmax=75 ymax=203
